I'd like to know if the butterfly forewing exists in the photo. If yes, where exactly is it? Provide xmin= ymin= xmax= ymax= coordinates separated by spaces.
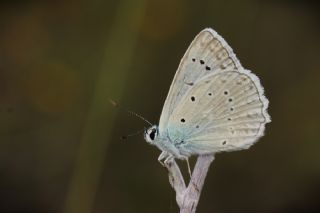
xmin=159 ymin=28 xmax=243 ymax=132
xmin=166 ymin=70 xmax=270 ymax=156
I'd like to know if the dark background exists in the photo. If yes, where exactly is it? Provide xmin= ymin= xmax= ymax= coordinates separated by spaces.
xmin=0 ymin=0 xmax=319 ymax=212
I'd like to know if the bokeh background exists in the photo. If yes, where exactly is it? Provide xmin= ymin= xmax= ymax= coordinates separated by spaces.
xmin=0 ymin=0 xmax=319 ymax=212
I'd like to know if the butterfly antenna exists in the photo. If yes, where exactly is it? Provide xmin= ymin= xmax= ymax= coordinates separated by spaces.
xmin=120 ymin=128 xmax=145 ymax=140
xmin=109 ymin=99 xmax=153 ymax=126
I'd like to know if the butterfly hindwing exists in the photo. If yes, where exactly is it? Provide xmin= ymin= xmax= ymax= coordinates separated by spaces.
xmin=166 ymin=70 xmax=270 ymax=156
xmin=159 ymin=28 xmax=243 ymax=132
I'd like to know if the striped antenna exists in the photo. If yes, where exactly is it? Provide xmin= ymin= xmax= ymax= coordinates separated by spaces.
xmin=109 ymin=99 xmax=153 ymax=126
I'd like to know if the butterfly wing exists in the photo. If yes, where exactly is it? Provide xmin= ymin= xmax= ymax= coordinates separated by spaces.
xmin=159 ymin=28 xmax=243 ymax=132
xmin=166 ymin=70 xmax=270 ymax=157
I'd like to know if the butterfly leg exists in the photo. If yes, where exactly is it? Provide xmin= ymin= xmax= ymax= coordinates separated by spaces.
xmin=185 ymin=157 xmax=192 ymax=178
xmin=185 ymin=157 xmax=200 ymax=191
xmin=164 ymin=154 xmax=174 ymax=165
xmin=158 ymin=151 xmax=169 ymax=166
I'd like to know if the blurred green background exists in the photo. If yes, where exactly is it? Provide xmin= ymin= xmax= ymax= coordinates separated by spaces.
xmin=0 ymin=0 xmax=319 ymax=212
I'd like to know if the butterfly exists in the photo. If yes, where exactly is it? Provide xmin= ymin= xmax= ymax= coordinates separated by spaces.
xmin=144 ymin=28 xmax=271 ymax=169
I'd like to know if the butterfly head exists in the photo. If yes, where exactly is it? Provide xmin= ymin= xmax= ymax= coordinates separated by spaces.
xmin=144 ymin=125 xmax=159 ymax=144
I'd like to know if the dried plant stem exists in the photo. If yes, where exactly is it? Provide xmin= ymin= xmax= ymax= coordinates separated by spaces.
xmin=165 ymin=155 xmax=215 ymax=213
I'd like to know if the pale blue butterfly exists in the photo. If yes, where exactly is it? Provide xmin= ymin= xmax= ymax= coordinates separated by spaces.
xmin=144 ymin=28 xmax=271 ymax=169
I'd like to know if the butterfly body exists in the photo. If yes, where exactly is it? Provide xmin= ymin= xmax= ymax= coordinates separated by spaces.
xmin=145 ymin=125 xmax=185 ymax=159
xmin=144 ymin=28 xmax=270 ymax=163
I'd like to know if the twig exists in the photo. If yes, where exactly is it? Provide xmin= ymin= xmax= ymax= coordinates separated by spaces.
xmin=165 ymin=155 xmax=215 ymax=213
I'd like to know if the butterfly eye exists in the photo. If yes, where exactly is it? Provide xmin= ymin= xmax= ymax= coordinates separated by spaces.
xmin=145 ymin=126 xmax=158 ymax=142
xmin=149 ymin=130 xmax=156 ymax=140
xmin=148 ymin=128 xmax=157 ymax=141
